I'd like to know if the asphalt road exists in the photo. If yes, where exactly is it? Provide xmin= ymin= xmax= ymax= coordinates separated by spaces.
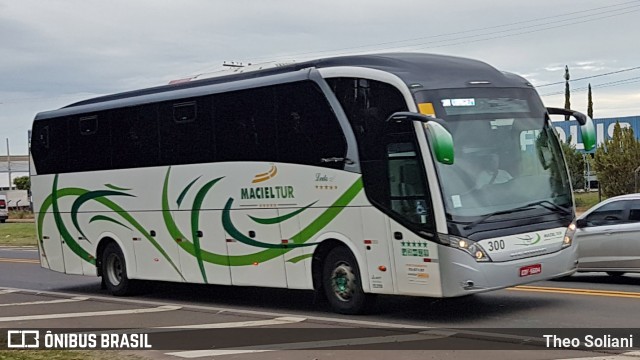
xmin=1 ymin=246 xmax=639 ymax=360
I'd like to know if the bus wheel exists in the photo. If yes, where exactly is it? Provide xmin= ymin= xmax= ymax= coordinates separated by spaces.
xmin=102 ymin=242 xmax=133 ymax=296
xmin=322 ymin=246 xmax=374 ymax=314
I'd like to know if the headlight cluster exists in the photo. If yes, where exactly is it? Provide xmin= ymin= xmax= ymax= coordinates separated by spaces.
xmin=442 ymin=234 xmax=492 ymax=262
xmin=563 ymin=222 xmax=577 ymax=248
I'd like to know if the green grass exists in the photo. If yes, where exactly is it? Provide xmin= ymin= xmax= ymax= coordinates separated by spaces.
xmin=0 ymin=222 xmax=37 ymax=246
xmin=574 ymin=191 xmax=603 ymax=212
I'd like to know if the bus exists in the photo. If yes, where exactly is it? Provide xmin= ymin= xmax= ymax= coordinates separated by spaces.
xmin=31 ymin=52 xmax=596 ymax=314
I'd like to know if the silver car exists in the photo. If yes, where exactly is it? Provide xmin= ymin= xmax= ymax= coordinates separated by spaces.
xmin=574 ymin=193 xmax=640 ymax=276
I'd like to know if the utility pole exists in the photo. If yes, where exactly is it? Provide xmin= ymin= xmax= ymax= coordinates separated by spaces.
xmin=5 ymin=138 xmax=11 ymax=190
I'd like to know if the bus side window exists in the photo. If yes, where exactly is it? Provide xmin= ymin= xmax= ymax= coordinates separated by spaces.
xmin=68 ymin=114 xmax=111 ymax=172
xmin=214 ymin=88 xmax=276 ymax=162
xmin=111 ymin=105 xmax=161 ymax=169
xmin=275 ymin=81 xmax=347 ymax=168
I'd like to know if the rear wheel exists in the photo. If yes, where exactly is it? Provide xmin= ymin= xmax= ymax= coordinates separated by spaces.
xmin=102 ymin=242 xmax=134 ymax=296
xmin=322 ymin=246 xmax=374 ymax=315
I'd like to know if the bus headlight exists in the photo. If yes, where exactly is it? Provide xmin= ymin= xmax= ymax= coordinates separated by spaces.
xmin=563 ymin=222 xmax=577 ymax=248
xmin=442 ymin=235 xmax=492 ymax=262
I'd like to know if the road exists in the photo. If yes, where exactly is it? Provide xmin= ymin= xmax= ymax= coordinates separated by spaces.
xmin=1 ymin=246 xmax=639 ymax=360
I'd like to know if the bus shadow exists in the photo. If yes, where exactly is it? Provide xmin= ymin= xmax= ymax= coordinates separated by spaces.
xmin=552 ymin=272 xmax=640 ymax=286
xmin=117 ymin=281 xmax=560 ymax=324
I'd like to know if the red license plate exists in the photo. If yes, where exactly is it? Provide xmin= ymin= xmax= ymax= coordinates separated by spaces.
xmin=519 ymin=264 xmax=542 ymax=277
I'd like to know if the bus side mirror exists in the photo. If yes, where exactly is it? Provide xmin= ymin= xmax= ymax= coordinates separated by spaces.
xmin=387 ymin=112 xmax=454 ymax=165
xmin=546 ymin=107 xmax=596 ymax=151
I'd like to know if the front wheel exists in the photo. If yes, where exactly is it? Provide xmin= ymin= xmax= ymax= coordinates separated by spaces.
xmin=102 ymin=242 xmax=134 ymax=296
xmin=322 ymin=246 xmax=374 ymax=315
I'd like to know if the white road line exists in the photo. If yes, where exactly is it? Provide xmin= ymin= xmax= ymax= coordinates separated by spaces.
xmin=0 ymin=290 xmax=18 ymax=295
xmin=0 ymin=296 xmax=89 ymax=307
xmin=166 ymin=330 xmax=453 ymax=358
xmin=157 ymin=316 xmax=306 ymax=329
xmin=0 ymin=305 xmax=181 ymax=322
xmin=562 ymin=353 xmax=640 ymax=360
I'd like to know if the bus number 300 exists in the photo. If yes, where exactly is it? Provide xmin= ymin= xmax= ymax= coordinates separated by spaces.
xmin=486 ymin=240 xmax=505 ymax=252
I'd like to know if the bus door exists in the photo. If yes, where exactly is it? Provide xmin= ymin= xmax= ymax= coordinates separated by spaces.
xmin=385 ymin=130 xmax=443 ymax=296
xmin=38 ymin=204 xmax=65 ymax=273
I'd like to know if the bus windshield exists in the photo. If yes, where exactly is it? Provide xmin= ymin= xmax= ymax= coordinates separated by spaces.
xmin=417 ymin=88 xmax=572 ymax=224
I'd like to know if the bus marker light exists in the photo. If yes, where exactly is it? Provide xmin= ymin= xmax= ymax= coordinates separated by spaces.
xmin=423 ymin=258 xmax=431 ymax=263
xmin=364 ymin=240 xmax=372 ymax=245
xmin=281 ymin=239 xmax=289 ymax=244
xmin=253 ymin=262 xmax=259 ymax=266
xmin=378 ymin=266 xmax=387 ymax=272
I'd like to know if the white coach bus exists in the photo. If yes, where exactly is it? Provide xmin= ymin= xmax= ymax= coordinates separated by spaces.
xmin=31 ymin=53 xmax=596 ymax=314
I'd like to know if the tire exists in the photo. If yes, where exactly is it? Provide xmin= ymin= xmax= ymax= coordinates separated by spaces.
xmin=607 ymin=271 xmax=625 ymax=277
xmin=101 ymin=242 xmax=134 ymax=296
xmin=322 ymin=246 xmax=374 ymax=315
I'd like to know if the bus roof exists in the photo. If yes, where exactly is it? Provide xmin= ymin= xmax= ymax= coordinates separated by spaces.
xmin=37 ymin=52 xmax=532 ymax=120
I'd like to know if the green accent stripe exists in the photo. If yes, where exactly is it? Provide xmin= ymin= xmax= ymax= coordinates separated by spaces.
xmin=104 ymin=184 xmax=132 ymax=191
xmin=190 ymin=177 xmax=223 ymax=283
xmin=177 ymin=176 xmax=201 ymax=208
xmin=286 ymin=253 xmax=313 ymax=264
xmin=51 ymin=175 xmax=95 ymax=265
xmin=248 ymin=201 xmax=317 ymax=225
xmin=71 ymin=190 xmax=135 ymax=241
xmin=89 ymin=215 xmax=133 ymax=231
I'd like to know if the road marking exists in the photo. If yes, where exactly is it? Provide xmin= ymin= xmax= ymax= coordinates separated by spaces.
xmin=0 ymin=296 xmax=89 ymax=307
xmin=562 ymin=353 xmax=640 ymax=360
xmin=510 ymin=285 xmax=640 ymax=299
xmin=0 ymin=257 xmax=40 ymax=264
xmin=157 ymin=316 xmax=306 ymax=329
xmin=0 ymin=305 xmax=181 ymax=322
xmin=166 ymin=330 xmax=453 ymax=358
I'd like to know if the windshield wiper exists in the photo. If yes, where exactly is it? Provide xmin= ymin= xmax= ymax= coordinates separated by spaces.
xmin=463 ymin=200 xmax=572 ymax=230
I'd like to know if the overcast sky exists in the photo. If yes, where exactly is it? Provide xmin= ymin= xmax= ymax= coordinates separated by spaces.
xmin=1 ymin=0 xmax=640 ymax=155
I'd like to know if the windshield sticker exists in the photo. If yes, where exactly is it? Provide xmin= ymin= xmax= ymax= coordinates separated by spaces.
xmin=452 ymin=195 xmax=462 ymax=208
xmin=442 ymin=98 xmax=475 ymax=107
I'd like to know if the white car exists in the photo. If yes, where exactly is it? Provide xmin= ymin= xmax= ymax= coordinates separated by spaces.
xmin=574 ymin=193 xmax=640 ymax=276
xmin=0 ymin=195 xmax=7 ymax=223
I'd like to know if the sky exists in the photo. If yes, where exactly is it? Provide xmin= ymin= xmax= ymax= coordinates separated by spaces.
xmin=1 ymin=0 xmax=640 ymax=156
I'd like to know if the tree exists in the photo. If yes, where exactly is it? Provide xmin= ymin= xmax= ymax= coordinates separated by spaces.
xmin=593 ymin=122 xmax=640 ymax=197
xmin=13 ymin=176 xmax=30 ymax=191
xmin=587 ymin=83 xmax=593 ymax=119
xmin=564 ymin=65 xmax=571 ymax=120
xmin=560 ymin=136 xmax=585 ymax=190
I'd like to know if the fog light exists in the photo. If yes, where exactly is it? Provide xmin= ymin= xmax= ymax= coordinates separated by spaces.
xmin=563 ymin=236 xmax=572 ymax=245
xmin=475 ymin=251 xmax=484 ymax=260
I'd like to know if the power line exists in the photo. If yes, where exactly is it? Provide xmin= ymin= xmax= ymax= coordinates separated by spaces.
xmin=540 ymin=76 xmax=640 ymax=96
xmin=192 ymin=0 xmax=640 ymax=73
xmin=536 ymin=66 xmax=640 ymax=87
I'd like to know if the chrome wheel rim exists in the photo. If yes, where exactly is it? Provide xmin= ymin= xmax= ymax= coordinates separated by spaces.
xmin=331 ymin=263 xmax=356 ymax=302
xmin=106 ymin=253 xmax=123 ymax=286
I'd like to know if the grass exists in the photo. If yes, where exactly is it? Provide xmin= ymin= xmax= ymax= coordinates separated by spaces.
xmin=0 ymin=222 xmax=37 ymax=246
xmin=574 ymin=191 xmax=603 ymax=212
xmin=0 ymin=350 xmax=146 ymax=360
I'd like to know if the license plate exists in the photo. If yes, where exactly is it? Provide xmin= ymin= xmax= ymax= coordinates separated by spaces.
xmin=519 ymin=264 xmax=542 ymax=277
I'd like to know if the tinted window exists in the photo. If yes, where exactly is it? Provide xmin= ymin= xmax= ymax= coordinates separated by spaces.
xmin=628 ymin=200 xmax=640 ymax=222
xmin=586 ymin=201 xmax=627 ymax=226
xmin=159 ymin=97 xmax=215 ymax=165
xmin=68 ymin=114 xmax=111 ymax=172
xmin=275 ymin=82 xmax=346 ymax=168
xmin=111 ymin=105 xmax=160 ymax=169
xmin=32 ymin=118 xmax=70 ymax=174
xmin=215 ymin=87 xmax=276 ymax=162
xmin=388 ymin=141 xmax=430 ymax=225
